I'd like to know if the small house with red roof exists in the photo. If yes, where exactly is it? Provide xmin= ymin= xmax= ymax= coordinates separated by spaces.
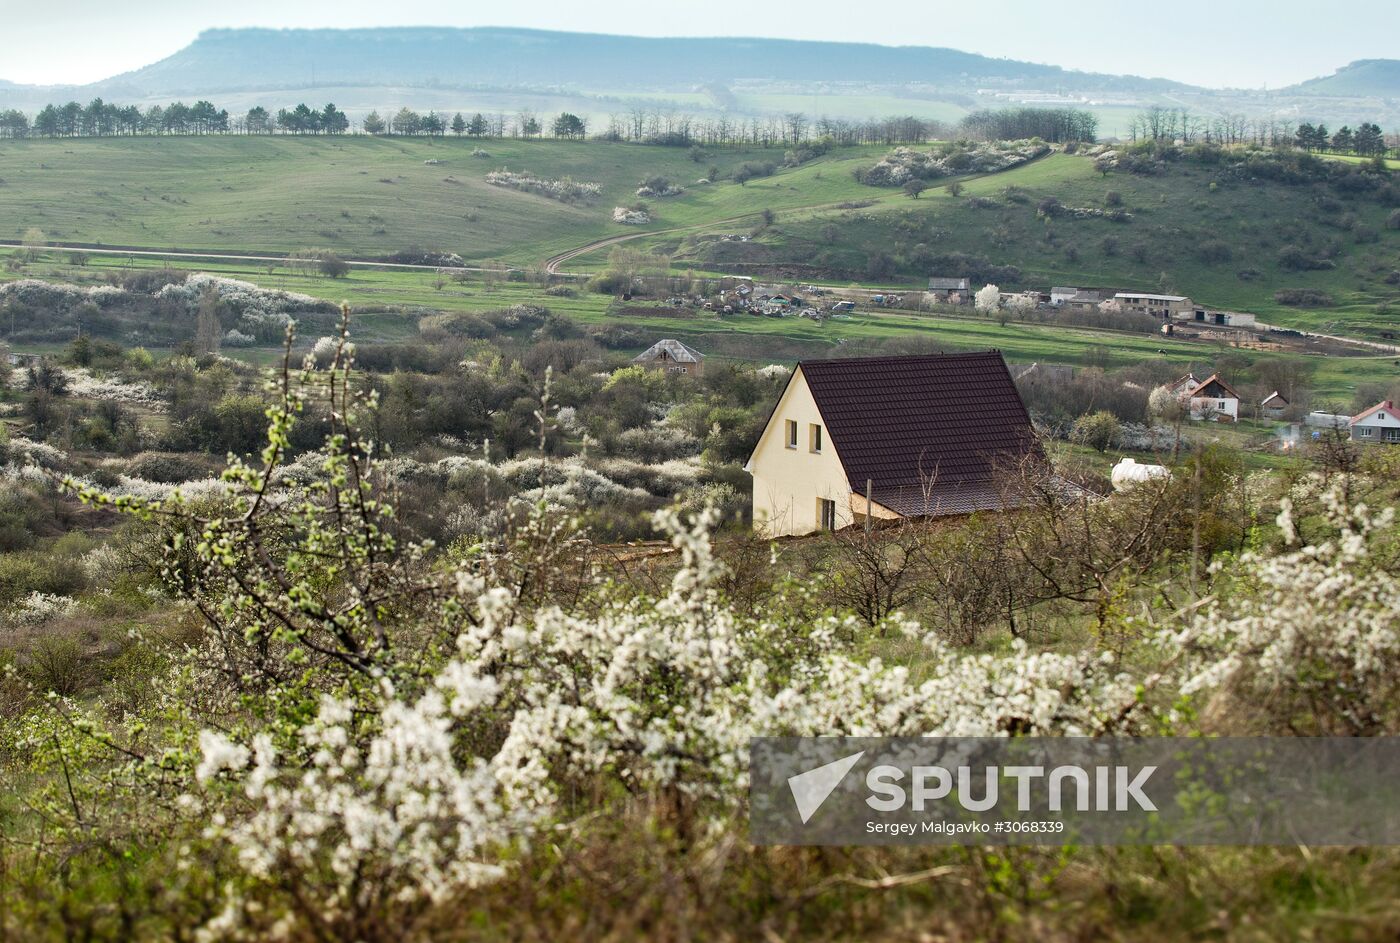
xmin=1350 ymin=400 xmax=1400 ymax=444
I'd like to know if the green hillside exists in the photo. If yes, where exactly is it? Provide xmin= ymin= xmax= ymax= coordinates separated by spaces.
xmin=0 ymin=137 xmax=896 ymax=265
xmin=2 ymin=137 xmax=1397 ymax=337
xmin=643 ymin=151 xmax=1400 ymax=336
xmin=1286 ymin=58 xmax=1400 ymax=97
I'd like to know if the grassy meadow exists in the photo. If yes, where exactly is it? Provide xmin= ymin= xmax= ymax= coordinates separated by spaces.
xmin=2 ymin=137 xmax=1396 ymax=339
xmin=0 ymin=136 xmax=899 ymax=264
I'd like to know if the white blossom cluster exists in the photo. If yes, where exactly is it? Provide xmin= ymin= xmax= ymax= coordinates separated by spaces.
xmin=484 ymin=169 xmax=601 ymax=203
xmin=194 ymin=685 xmax=519 ymax=937
xmin=156 ymin=273 xmax=336 ymax=339
xmin=593 ymin=456 xmax=703 ymax=496
xmin=859 ymin=141 xmax=1050 ymax=187
xmin=5 ymin=436 xmax=69 ymax=469
xmin=190 ymin=506 xmax=1148 ymax=935
xmin=975 ymin=284 xmax=1001 ymax=312
xmin=0 ymin=279 xmax=126 ymax=312
xmin=1116 ymin=422 xmax=1177 ymax=451
xmin=612 ymin=206 xmax=651 ymax=225
xmin=222 ymin=328 xmax=256 ymax=347
xmin=63 ymin=367 xmax=167 ymax=412
xmin=635 ymin=183 xmax=685 ymax=198
xmin=3 ymin=437 xmax=225 ymax=500
xmin=612 ymin=424 xmax=702 ymax=463
xmin=1161 ymin=479 xmax=1400 ymax=732
xmin=1084 ymin=144 xmax=1119 ymax=171
xmin=6 ymin=591 xmax=79 ymax=627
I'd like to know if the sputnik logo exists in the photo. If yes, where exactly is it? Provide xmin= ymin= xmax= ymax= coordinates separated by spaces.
xmin=787 ymin=750 xmax=865 ymax=824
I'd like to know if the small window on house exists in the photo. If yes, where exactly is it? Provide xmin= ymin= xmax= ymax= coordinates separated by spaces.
xmin=1219 ymin=400 xmax=1227 ymax=409
xmin=818 ymin=498 xmax=837 ymax=531
xmin=1361 ymin=427 xmax=1374 ymax=437
xmin=809 ymin=423 xmax=823 ymax=453
xmin=785 ymin=419 xmax=798 ymax=449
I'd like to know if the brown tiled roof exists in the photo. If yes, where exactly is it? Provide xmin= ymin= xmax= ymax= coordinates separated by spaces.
xmin=1190 ymin=374 xmax=1239 ymax=400
xmin=797 ymin=351 xmax=1041 ymax=516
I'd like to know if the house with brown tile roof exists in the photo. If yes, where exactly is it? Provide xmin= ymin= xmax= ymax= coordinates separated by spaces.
xmin=1184 ymin=374 xmax=1240 ymax=421
xmin=744 ymin=351 xmax=1042 ymax=536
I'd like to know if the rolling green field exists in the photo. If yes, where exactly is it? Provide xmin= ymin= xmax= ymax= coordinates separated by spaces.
xmin=1 ymin=137 xmax=1396 ymax=344
xmin=0 ymin=136 xmax=904 ymax=265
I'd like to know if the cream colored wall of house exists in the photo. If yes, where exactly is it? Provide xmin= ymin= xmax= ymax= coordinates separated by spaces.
xmin=749 ymin=367 xmax=855 ymax=537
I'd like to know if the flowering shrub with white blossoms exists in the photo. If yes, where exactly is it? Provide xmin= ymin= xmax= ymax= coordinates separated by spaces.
xmin=63 ymin=367 xmax=167 ymax=412
xmin=484 ymin=169 xmax=601 ymax=203
xmin=0 ymin=279 xmax=105 ymax=312
xmin=858 ymin=141 xmax=1050 ymax=187
xmin=193 ymin=686 xmax=522 ymax=938
xmin=7 ymin=591 xmax=79 ymax=627
xmin=156 ymin=273 xmax=336 ymax=341
xmin=50 ymin=318 xmax=1144 ymax=938
xmin=636 ymin=182 xmax=685 ymax=198
xmin=1161 ymin=479 xmax=1400 ymax=734
xmin=222 ymin=328 xmax=256 ymax=347
xmin=612 ymin=206 xmax=651 ymax=225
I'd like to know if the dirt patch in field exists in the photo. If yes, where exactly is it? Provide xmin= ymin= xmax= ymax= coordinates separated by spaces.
xmin=612 ymin=305 xmax=694 ymax=319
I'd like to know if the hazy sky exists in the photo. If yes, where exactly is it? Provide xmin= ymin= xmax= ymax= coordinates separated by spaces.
xmin=0 ymin=0 xmax=1395 ymax=89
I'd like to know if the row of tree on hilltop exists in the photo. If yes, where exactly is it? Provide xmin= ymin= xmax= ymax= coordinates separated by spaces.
xmin=1127 ymin=105 xmax=1394 ymax=155
xmin=0 ymin=97 xmax=1099 ymax=147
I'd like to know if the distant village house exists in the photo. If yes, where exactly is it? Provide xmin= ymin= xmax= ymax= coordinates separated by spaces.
xmin=1261 ymin=391 xmax=1289 ymax=420
xmin=1115 ymin=292 xmax=1194 ymax=319
xmin=1171 ymin=373 xmax=1240 ymax=421
xmin=1350 ymin=400 xmax=1400 ymax=443
xmin=632 ymin=339 xmax=704 ymax=377
xmin=927 ymin=277 xmax=971 ymax=305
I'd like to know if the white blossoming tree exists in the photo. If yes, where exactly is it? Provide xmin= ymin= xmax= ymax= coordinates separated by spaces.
xmin=975 ymin=283 xmax=1001 ymax=313
xmin=1162 ymin=480 xmax=1400 ymax=734
xmin=65 ymin=316 xmax=1175 ymax=940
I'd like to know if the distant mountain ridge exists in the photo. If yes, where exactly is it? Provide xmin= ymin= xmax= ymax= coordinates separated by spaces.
xmin=18 ymin=27 xmax=1193 ymax=97
xmin=0 ymin=28 xmax=1394 ymax=126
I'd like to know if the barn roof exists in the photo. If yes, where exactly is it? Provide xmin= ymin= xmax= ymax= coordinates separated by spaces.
xmin=791 ymin=350 xmax=1042 ymax=516
xmin=927 ymin=277 xmax=971 ymax=291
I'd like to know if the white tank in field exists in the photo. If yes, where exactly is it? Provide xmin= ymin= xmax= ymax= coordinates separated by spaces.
xmin=1111 ymin=457 xmax=1170 ymax=491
